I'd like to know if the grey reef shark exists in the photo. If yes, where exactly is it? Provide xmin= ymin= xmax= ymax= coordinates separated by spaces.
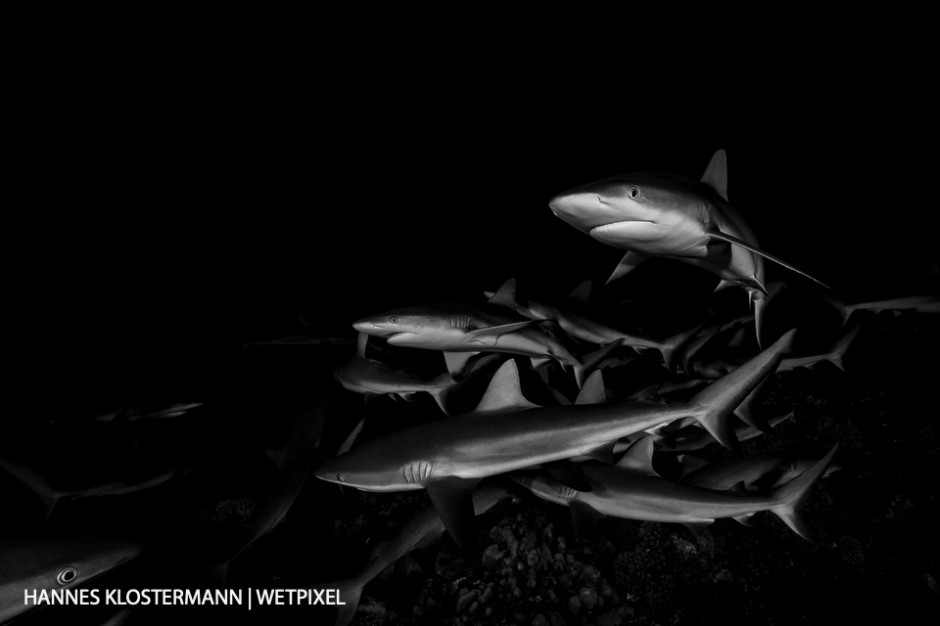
xmin=315 ymin=329 xmax=797 ymax=550
xmin=548 ymin=150 xmax=827 ymax=346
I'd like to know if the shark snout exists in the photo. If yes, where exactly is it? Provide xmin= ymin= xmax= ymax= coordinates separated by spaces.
xmin=549 ymin=192 xmax=621 ymax=234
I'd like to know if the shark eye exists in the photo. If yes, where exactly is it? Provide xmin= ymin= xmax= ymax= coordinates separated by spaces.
xmin=628 ymin=186 xmax=640 ymax=199
xmin=389 ymin=316 xmax=399 ymax=324
xmin=56 ymin=567 xmax=78 ymax=585
xmin=336 ymin=473 xmax=345 ymax=483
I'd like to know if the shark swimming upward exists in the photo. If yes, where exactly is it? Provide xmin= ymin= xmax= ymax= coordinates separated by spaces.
xmin=548 ymin=150 xmax=827 ymax=345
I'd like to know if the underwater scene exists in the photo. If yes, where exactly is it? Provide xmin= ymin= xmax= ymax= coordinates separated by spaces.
xmin=3 ymin=93 xmax=939 ymax=625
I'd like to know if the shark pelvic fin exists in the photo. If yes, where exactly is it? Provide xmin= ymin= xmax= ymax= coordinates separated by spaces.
xmin=701 ymin=149 xmax=729 ymax=201
xmin=708 ymin=230 xmax=829 ymax=289
xmin=426 ymin=478 xmax=481 ymax=551
xmin=474 ymin=360 xmax=541 ymax=413
xmin=606 ymin=251 xmax=649 ymax=285
xmin=615 ymin=436 xmax=658 ymax=476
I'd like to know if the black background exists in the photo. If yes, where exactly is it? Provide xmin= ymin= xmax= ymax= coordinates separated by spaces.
xmin=8 ymin=59 xmax=938 ymax=418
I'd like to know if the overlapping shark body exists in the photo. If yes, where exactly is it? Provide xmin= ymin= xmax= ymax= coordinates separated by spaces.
xmin=549 ymin=150 xmax=826 ymax=345
xmin=315 ymin=330 xmax=796 ymax=549
xmin=516 ymin=437 xmax=839 ymax=540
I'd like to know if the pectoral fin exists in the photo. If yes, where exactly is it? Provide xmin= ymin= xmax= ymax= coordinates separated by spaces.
xmin=708 ymin=230 xmax=829 ymax=289
xmin=426 ymin=477 xmax=482 ymax=551
xmin=570 ymin=501 xmax=604 ymax=536
xmin=606 ymin=251 xmax=649 ymax=285
xmin=466 ymin=321 xmax=535 ymax=338
xmin=546 ymin=464 xmax=593 ymax=492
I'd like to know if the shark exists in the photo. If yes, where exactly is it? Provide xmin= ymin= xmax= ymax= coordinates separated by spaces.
xmin=315 ymin=329 xmax=797 ymax=549
xmin=548 ymin=150 xmax=826 ymax=345
xmin=352 ymin=302 xmax=586 ymax=385
xmin=515 ymin=436 xmax=839 ymax=540
xmin=679 ymin=452 xmax=841 ymax=493
xmin=486 ymin=278 xmax=701 ymax=369
xmin=0 ymin=537 xmax=143 ymax=623
xmin=0 ymin=455 xmax=178 ymax=523
xmin=322 ymin=486 xmax=510 ymax=626
xmin=335 ymin=354 xmax=462 ymax=416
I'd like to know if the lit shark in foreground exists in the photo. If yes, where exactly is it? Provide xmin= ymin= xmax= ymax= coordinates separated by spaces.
xmin=516 ymin=437 xmax=839 ymax=540
xmin=352 ymin=303 xmax=585 ymax=384
xmin=0 ymin=537 xmax=143 ymax=623
xmin=548 ymin=150 xmax=826 ymax=345
xmin=315 ymin=330 xmax=797 ymax=549
xmin=322 ymin=486 xmax=511 ymax=626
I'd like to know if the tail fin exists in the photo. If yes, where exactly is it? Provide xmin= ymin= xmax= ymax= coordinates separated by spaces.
xmin=688 ymin=329 xmax=797 ymax=450
xmin=769 ymin=443 xmax=839 ymax=541
xmin=750 ymin=288 xmax=767 ymax=349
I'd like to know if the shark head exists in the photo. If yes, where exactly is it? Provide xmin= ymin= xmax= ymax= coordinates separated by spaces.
xmin=0 ymin=537 xmax=143 ymax=622
xmin=352 ymin=306 xmax=468 ymax=347
xmin=549 ymin=172 xmax=711 ymax=253
xmin=315 ymin=444 xmax=432 ymax=492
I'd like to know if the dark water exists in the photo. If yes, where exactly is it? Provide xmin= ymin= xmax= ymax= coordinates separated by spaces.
xmin=4 ymin=81 xmax=939 ymax=624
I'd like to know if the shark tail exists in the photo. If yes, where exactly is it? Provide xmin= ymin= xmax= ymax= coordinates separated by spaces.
xmin=688 ymin=329 xmax=797 ymax=450
xmin=769 ymin=443 xmax=839 ymax=541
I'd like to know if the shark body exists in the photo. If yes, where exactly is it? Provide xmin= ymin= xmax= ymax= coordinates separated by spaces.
xmin=0 ymin=537 xmax=142 ymax=623
xmin=315 ymin=330 xmax=796 ymax=548
xmin=549 ymin=150 xmax=825 ymax=345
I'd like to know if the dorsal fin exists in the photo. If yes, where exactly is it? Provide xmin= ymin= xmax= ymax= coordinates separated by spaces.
xmin=488 ymin=278 xmax=518 ymax=309
xmin=615 ymin=436 xmax=658 ymax=476
xmin=575 ymin=370 xmax=607 ymax=405
xmin=444 ymin=351 xmax=480 ymax=376
xmin=701 ymin=149 xmax=729 ymax=201
xmin=568 ymin=280 xmax=593 ymax=304
xmin=473 ymin=360 xmax=540 ymax=413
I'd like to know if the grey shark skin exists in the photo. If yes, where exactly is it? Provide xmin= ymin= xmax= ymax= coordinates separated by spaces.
xmin=352 ymin=303 xmax=584 ymax=381
xmin=517 ymin=441 xmax=838 ymax=540
xmin=315 ymin=330 xmax=796 ymax=549
xmin=0 ymin=537 xmax=143 ymax=623
xmin=335 ymin=355 xmax=459 ymax=415
xmin=486 ymin=278 xmax=698 ymax=369
xmin=323 ymin=486 xmax=510 ymax=626
xmin=548 ymin=150 xmax=825 ymax=345
xmin=0 ymin=455 xmax=177 ymax=523
xmin=680 ymin=454 xmax=840 ymax=493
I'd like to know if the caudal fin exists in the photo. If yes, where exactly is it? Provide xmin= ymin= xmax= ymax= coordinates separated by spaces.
xmin=688 ymin=329 xmax=797 ymax=449
xmin=769 ymin=443 xmax=839 ymax=541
